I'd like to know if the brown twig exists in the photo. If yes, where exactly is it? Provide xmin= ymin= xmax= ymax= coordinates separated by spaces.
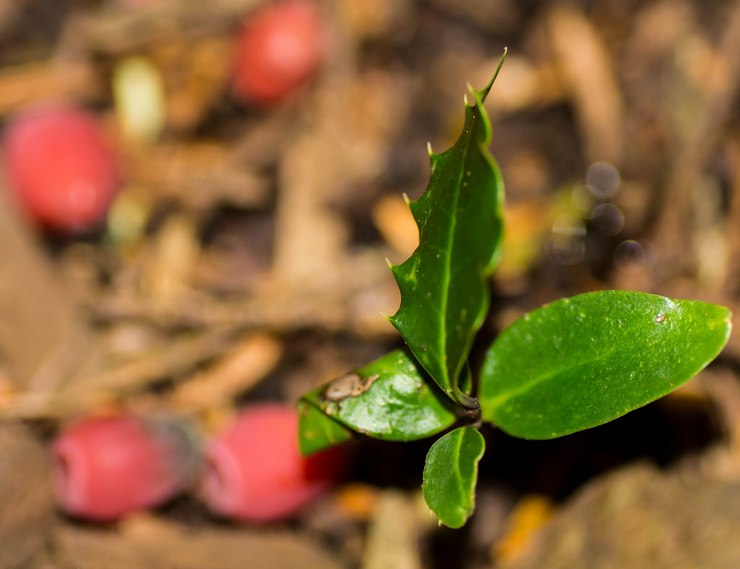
xmin=0 ymin=326 xmax=237 ymax=419
xmin=94 ymin=250 xmax=397 ymax=335
xmin=171 ymin=333 xmax=283 ymax=414
xmin=545 ymin=2 xmax=625 ymax=166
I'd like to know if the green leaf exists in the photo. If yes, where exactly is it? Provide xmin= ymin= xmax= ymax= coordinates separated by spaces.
xmin=297 ymin=400 xmax=354 ymax=455
xmin=298 ymin=349 xmax=458 ymax=443
xmin=388 ymin=54 xmax=506 ymax=408
xmin=479 ymin=291 xmax=732 ymax=439
xmin=422 ymin=426 xmax=485 ymax=528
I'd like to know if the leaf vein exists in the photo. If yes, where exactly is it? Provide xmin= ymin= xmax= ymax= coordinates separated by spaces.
xmin=486 ymin=319 xmax=650 ymax=409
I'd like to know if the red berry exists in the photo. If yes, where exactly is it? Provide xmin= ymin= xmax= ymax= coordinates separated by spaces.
xmin=202 ymin=404 xmax=347 ymax=522
xmin=2 ymin=105 xmax=119 ymax=234
xmin=52 ymin=414 xmax=198 ymax=521
xmin=231 ymin=0 xmax=325 ymax=106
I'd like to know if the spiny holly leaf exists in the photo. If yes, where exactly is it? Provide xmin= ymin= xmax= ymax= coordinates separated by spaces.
xmin=480 ymin=291 xmax=732 ymax=439
xmin=388 ymin=53 xmax=506 ymax=408
xmin=422 ymin=426 xmax=485 ymax=528
xmin=298 ymin=349 xmax=458 ymax=448
xmin=297 ymin=400 xmax=354 ymax=455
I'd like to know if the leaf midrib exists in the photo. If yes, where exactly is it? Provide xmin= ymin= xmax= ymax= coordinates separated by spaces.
xmin=438 ymin=124 xmax=475 ymax=393
xmin=485 ymin=318 xmax=650 ymax=410
xmin=451 ymin=428 xmax=466 ymax=513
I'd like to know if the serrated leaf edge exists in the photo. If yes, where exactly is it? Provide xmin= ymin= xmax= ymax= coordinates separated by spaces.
xmin=388 ymin=51 xmax=507 ymax=407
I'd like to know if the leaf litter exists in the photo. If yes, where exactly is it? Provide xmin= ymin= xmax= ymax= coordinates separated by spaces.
xmin=1 ymin=0 xmax=740 ymax=568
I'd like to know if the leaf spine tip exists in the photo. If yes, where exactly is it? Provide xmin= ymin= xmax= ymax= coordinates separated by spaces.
xmin=384 ymin=256 xmax=394 ymax=269
xmin=427 ymin=141 xmax=434 ymax=157
xmin=402 ymin=192 xmax=411 ymax=207
xmin=479 ymin=48 xmax=508 ymax=101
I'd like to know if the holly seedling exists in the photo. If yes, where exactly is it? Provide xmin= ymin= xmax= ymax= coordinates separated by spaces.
xmin=297 ymin=51 xmax=732 ymax=528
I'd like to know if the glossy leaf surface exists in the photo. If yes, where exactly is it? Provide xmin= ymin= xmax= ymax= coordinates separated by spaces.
xmin=422 ymin=426 xmax=485 ymax=528
xmin=389 ymin=57 xmax=506 ymax=407
xmin=298 ymin=349 xmax=458 ymax=447
xmin=480 ymin=291 xmax=732 ymax=439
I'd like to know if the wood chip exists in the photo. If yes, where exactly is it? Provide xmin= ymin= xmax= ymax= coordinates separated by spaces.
xmin=140 ymin=212 xmax=200 ymax=303
xmin=151 ymin=35 xmax=232 ymax=132
xmin=68 ymin=0 xmax=263 ymax=55
xmin=0 ymin=179 xmax=99 ymax=391
xmin=0 ymin=327 xmax=239 ymax=419
xmin=0 ymin=422 xmax=54 ymax=569
xmin=54 ymin=521 xmax=347 ymax=569
xmin=362 ymin=490 xmax=422 ymax=569
xmin=172 ymin=332 xmax=282 ymax=413
xmin=493 ymin=494 xmax=554 ymax=565
xmin=273 ymin=127 xmax=350 ymax=283
xmin=648 ymin=0 xmax=740 ymax=273
xmin=372 ymin=195 xmax=418 ymax=259
xmin=702 ymin=369 xmax=740 ymax=479
xmin=723 ymin=137 xmax=740 ymax=295
xmin=0 ymin=59 xmax=100 ymax=117
xmin=498 ymin=463 xmax=740 ymax=569
xmin=545 ymin=3 xmax=625 ymax=165
xmin=125 ymin=141 xmax=269 ymax=211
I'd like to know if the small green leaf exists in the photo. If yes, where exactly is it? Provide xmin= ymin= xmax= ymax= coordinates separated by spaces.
xmin=297 ymin=400 xmax=354 ymax=455
xmin=423 ymin=426 xmax=485 ymax=528
xmin=389 ymin=54 xmax=506 ymax=407
xmin=299 ymin=349 xmax=458 ymax=442
xmin=480 ymin=291 xmax=732 ymax=439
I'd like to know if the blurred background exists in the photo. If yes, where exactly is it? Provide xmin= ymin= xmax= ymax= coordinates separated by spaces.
xmin=1 ymin=0 xmax=739 ymax=568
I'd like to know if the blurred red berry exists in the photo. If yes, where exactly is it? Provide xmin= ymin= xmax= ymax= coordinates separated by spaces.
xmin=52 ymin=414 xmax=198 ymax=521
xmin=2 ymin=105 xmax=119 ymax=234
xmin=231 ymin=0 xmax=325 ymax=106
xmin=202 ymin=403 xmax=347 ymax=522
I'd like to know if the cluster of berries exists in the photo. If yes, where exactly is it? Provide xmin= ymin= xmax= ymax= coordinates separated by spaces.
xmin=2 ymin=0 xmax=334 ymax=523
xmin=52 ymin=404 xmax=348 ymax=522
xmin=2 ymin=0 xmax=324 ymax=234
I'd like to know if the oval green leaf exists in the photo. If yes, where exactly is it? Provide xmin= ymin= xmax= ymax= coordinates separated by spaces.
xmin=299 ymin=349 xmax=458 ymax=443
xmin=479 ymin=291 xmax=732 ymax=439
xmin=422 ymin=426 xmax=485 ymax=528
xmin=389 ymin=55 xmax=506 ymax=407
xmin=297 ymin=400 xmax=354 ymax=455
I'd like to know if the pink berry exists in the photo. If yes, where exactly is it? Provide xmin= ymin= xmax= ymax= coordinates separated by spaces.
xmin=52 ymin=414 xmax=198 ymax=521
xmin=231 ymin=0 xmax=325 ymax=106
xmin=202 ymin=404 xmax=347 ymax=522
xmin=2 ymin=105 xmax=119 ymax=234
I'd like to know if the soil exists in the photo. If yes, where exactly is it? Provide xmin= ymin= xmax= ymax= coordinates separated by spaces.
xmin=1 ymin=0 xmax=740 ymax=568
